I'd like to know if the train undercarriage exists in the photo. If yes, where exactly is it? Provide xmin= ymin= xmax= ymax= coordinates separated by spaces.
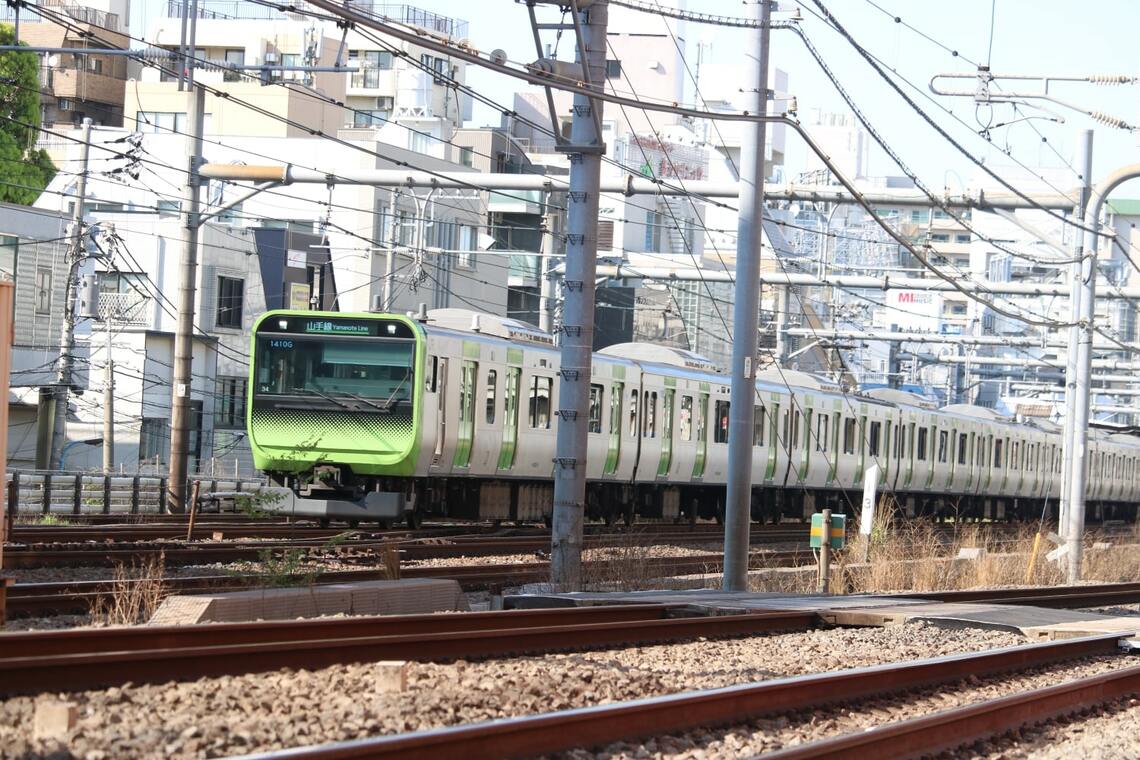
xmin=261 ymin=468 xmax=1138 ymax=528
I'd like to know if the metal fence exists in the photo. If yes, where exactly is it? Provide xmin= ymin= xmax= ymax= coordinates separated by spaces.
xmin=5 ymin=470 xmax=268 ymax=517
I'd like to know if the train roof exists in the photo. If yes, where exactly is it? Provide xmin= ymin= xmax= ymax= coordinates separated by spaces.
xmin=421 ymin=309 xmax=557 ymax=347
xmin=598 ymin=343 xmax=721 ymax=372
xmin=862 ymin=387 xmax=938 ymax=410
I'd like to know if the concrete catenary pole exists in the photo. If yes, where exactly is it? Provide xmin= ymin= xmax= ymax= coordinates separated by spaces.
xmin=102 ymin=322 xmax=114 ymax=472
xmin=1066 ymin=161 xmax=1140 ymax=582
xmin=48 ymin=117 xmax=93 ymax=470
xmin=550 ymin=0 xmax=608 ymax=591
xmin=1058 ymin=129 xmax=1093 ymax=534
xmin=166 ymin=83 xmax=206 ymax=513
xmin=723 ymin=0 xmax=772 ymax=592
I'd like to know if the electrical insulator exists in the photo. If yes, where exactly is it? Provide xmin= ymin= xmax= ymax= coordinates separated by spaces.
xmin=1089 ymin=111 xmax=1133 ymax=130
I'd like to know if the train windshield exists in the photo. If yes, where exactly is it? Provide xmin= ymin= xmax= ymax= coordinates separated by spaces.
xmin=255 ymin=336 xmax=415 ymax=407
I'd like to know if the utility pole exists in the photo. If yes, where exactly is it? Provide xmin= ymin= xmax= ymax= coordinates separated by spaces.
xmin=1066 ymin=161 xmax=1140 ymax=582
xmin=1058 ymin=129 xmax=1093 ymax=534
xmin=550 ymin=0 xmax=608 ymax=591
xmin=723 ymin=0 xmax=772 ymax=592
xmin=102 ymin=320 xmax=114 ymax=472
xmin=166 ymin=83 xmax=206 ymax=512
xmin=48 ymin=117 xmax=93 ymax=470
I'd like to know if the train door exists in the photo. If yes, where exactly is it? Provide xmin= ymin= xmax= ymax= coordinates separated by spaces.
xmin=764 ymin=401 xmax=780 ymax=484
xmin=603 ymin=381 xmax=623 ymax=475
xmin=453 ymin=360 xmax=477 ymax=468
xmin=432 ymin=357 xmax=449 ymax=465
xmin=496 ymin=366 xmax=521 ymax=470
xmin=692 ymin=392 xmax=709 ymax=478
xmin=658 ymin=388 xmax=675 ymax=477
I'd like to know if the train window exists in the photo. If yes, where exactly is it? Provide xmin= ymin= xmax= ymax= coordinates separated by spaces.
xmin=959 ymin=433 xmax=968 ymax=465
xmin=917 ymin=427 xmax=929 ymax=462
xmin=993 ymin=439 xmax=1003 ymax=468
xmin=644 ymin=391 xmax=658 ymax=438
xmin=843 ymin=417 xmax=856 ymax=455
xmin=869 ymin=421 xmax=881 ymax=456
xmin=628 ymin=389 xmax=639 ymax=438
xmin=753 ymin=405 xmax=765 ymax=446
xmin=714 ymin=400 xmax=730 ymax=443
xmin=696 ymin=394 xmax=708 ymax=445
xmin=680 ymin=395 xmax=693 ymax=441
xmin=610 ymin=382 xmax=623 ymax=444
xmin=528 ymin=376 xmax=552 ymax=429
xmin=815 ymin=413 xmax=829 ymax=452
xmin=782 ymin=410 xmax=790 ymax=447
xmin=588 ymin=384 xmax=603 ymax=434
xmin=1011 ymin=441 xmax=1020 ymax=471
xmin=486 ymin=370 xmax=498 ymax=425
xmin=793 ymin=410 xmax=802 ymax=448
xmin=937 ymin=430 xmax=948 ymax=463
xmin=892 ymin=424 xmax=902 ymax=459
xmin=425 ymin=355 xmax=438 ymax=392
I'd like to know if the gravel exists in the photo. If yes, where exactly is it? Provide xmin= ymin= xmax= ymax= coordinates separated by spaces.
xmin=969 ymin=696 xmax=1140 ymax=759
xmin=0 ymin=621 xmax=1021 ymax=759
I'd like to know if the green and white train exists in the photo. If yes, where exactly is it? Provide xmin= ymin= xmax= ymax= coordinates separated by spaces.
xmin=247 ymin=308 xmax=1140 ymax=527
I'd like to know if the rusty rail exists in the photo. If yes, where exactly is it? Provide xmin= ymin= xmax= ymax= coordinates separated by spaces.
xmin=763 ymin=663 xmax=1140 ymax=759
xmin=223 ymin=634 xmax=1128 ymax=760
xmin=0 ymin=608 xmax=816 ymax=695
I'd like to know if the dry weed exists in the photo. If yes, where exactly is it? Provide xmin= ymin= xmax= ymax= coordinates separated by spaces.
xmin=91 ymin=551 xmax=167 ymax=626
xmin=579 ymin=529 xmax=702 ymax=592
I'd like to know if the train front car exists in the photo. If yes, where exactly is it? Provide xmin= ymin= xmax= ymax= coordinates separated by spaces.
xmin=247 ymin=310 xmax=423 ymax=526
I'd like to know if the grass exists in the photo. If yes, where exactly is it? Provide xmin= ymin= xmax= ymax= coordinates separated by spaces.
xmin=91 ymin=552 xmax=167 ymax=626
xmin=13 ymin=513 xmax=74 ymax=526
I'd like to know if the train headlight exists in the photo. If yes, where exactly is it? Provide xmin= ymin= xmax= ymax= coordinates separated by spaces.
xmin=387 ymin=324 xmax=397 ymax=335
xmin=278 ymin=319 xmax=288 ymax=330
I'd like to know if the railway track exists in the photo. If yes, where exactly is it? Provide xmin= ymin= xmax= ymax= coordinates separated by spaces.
xmin=3 ymin=550 xmax=814 ymax=617
xmin=1 ymin=528 xmax=812 ymax=569
xmin=224 ymin=633 xmax=1135 ymax=760
xmin=0 ymin=604 xmax=817 ymax=695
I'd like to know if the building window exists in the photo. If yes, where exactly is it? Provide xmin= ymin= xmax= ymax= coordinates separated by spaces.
xmin=605 ymin=59 xmax=621 ymax=78
xmin=457 ymin=225 xmax=476 ymax=269
xmin=139 ymin=418 xmax=169 ymax=464
xmin=644 ymin=210 xmax=662 ymax=251
xmin=910 ymin=209 xmax=929 ymax=224
xmin=459 ymin=146 xmax=474 ymax=167
xmin=930 ymin=233 xmax=950 ymax=243
xmin=215 ymin=376 xmax=247 ymax=428
xmin=215 ymin=276 xmax=244 ymax=329
xmin=348 ymin=50 xmax=392 ymax=88
xmin=0 ymin=235 xmax=16 ymax=279
xmin=955 ymin=234 xmax=971 ymax=243
xmin=135 ymin=111 xmax=187 ymax=134
xmin=57 ymin=98 xmax=72 ymax=111
xmin=87 ymin=58 xmax=103 ymax=74
xmin=34 ymin=266 xmax=52 ymax=314
xmin=222 ymin=49 xmax=244 ymax=82
xmin=157 ymin=199 xmax=180 ymax=214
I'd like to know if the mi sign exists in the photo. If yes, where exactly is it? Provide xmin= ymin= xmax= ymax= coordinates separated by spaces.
xmin=886 ymin=289 xmax=943 ymax=332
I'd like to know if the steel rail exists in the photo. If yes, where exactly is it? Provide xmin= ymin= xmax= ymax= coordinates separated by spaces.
xmin=906 ymin=582 xmax=1140 ymax=608
xmin=2 ymin=551 xmax=813 ymax=617
xmin=0 ymin=610 xmax=817 ymax=696
xmin=0 ymin=604 xmax=680 ymax=658
xmin=763 ymin=663 xmax=1140 ymax=759
xmin=2 ymin=531 xmax=812 ymax=567
xmin=225 ymin=634 xmax=1127 ymax=760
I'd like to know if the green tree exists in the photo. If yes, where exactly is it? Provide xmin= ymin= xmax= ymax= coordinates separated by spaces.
xmin=0 ymin=24 xmax=56 ymax=205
